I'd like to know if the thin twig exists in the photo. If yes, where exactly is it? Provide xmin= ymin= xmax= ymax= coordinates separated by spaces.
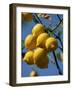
xmin=32 ymin=14 xmax=39 ymax=24
xmin=51 ymin=14 xmax=63 ymax=32
xmin=58 ymin=46 xmax=63 ymax=52
xmin=57 ymin=14 xmax=62 ymax=21
xmin=52 ymin=19 xmax=63 ymax=32
xmin=34 ymin=13 xmax=43 ymax=24
xmin=53 ymin=51 xmax=62 ymax=75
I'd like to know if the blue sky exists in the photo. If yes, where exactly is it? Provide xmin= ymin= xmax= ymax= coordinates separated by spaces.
xmin=21 ymin=13 xmax=63 ymax=77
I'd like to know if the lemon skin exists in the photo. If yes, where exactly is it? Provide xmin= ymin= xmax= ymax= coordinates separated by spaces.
xmin=25 ymin=34 xmax=36 ymax=50
xmin=32 ymin=23 xmax=45 ymax=38
xmin=36 ymin=33 xmax=50 ymax=48
xmin=45 ymin=37 xmax=58 ymax=52
xmin=23 ymin=51 xmax=34 ymax=65
xmin=34 ymin=48 xmax=48 ymax=69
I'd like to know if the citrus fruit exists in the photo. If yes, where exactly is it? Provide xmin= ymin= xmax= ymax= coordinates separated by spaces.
xmin=32 ymin=23 xmax=45 ymax=38
xmin=45 ymin=37 xmax=58 ymax=52
xmin=36 ymin=33 xmax=50 ymax=48
xmin=34 ymin=48 xmax=48 ymax=69
xmin=22 ymin=13 xmax=32 ymax=21
xmin=25 ymin=34 xmax=36 ymax=50
xmin=29 ymin=70 xmax=38 ymax=77
xmin=23 ymin=51 xmax=34 ymax=65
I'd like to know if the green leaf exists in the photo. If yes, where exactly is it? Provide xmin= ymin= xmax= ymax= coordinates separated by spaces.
xmin=21 ymin=39 xmax=25 ymax=50
xmin=56 ymin=53 xmax=61 ymax=60
xmin=58 ymin=31 xmax=63 ymax=37
xmin=56 ymin=52 xmax=63 ymax=62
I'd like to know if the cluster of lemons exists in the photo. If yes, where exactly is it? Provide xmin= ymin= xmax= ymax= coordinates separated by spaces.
xmin=23 ymin=23 xmax=58 ymax=69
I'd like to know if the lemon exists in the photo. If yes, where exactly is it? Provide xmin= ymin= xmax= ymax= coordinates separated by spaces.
xmin=23 ymin=51 xmax=34 ymax=65
xmin=22 ymin=13 xmax=32 ymax=21
xmin=34 ymin=48 xmax=48 ymax=69
xmin=29 ymin=70 xmax=38 ymax=77
xmin=36 ymin=33 xmax=50 ymax=48
xmin=45 ymin=37 xmax=58 ymax=52
xmin=25 ymin=34 xmax=36 ymax=50
xmin=32 ymin=23 xmax=45 ymax=38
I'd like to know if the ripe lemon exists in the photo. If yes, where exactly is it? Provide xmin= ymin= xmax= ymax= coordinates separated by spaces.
xmin=32 ymin=23 xmax=45 ymax=38
xmin=22 ymin=13 xmax=32 ymax=21
xmin=45 ymin=37 xmax=58 ymax=52
xmin=23 ymin=51 xmax=34 ymax=65
xmin=34 ymin=48 xmax=48 ymax=69
xmin=36 ymin=33 xmax=50 ymax=48
xmin=25 ymin=34 xmax=36 ymax=50
xmin=29 ymin=70 xmax=38 ymax=77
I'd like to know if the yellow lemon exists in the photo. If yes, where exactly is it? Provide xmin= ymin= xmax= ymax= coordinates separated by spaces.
xmin=29 ymin=70 xmax=38 ymax=77
xmin=25 ymin=34 xmax=36 ymax=50
xmin=36 ymin=33 xmax=50 ymax=48
xmin=45 ymin=37 xmax=58 ymax=52
xmin=32 ymin=23 xmax=45 ymax=38
xmin=23 ymin=51 xmax=34 ymax=65
xmin=34 ymin=48 xmax=48 ymax=69
xmin=22 ymin=13 xmax=32 ymax=21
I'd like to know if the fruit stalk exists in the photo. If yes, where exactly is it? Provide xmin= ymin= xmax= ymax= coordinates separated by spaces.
xmin=53 ymin=51 xmax=62 ymax=75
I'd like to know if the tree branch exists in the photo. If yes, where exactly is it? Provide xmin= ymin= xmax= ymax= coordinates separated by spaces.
xmin=34 ymin=13 xmax=43 ymax=24
xmin=53 ymin=51 xmax=62 ymax=75
xmin=57 ymin=14 xmax=62 ymax=21
xmin=52 ymin=19 xmax=63 ymax=32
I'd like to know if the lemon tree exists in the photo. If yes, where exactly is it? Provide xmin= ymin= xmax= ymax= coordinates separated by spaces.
xmin=22 ymin=13 xmax=63 ymax=76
